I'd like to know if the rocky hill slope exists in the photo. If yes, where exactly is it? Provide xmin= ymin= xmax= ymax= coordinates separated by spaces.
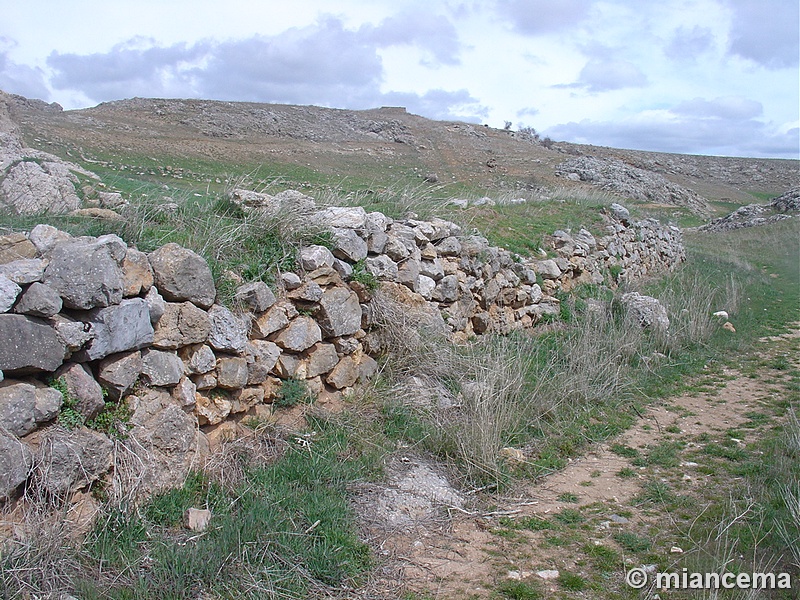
xmin=3 ymin=92 xmax=797 ymax=215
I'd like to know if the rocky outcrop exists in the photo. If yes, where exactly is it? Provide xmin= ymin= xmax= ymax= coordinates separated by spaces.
xmin=698 ymin=187 xmax=799 ymax=232
xmin=556 ymin=156 xmax=711 ymax=217
xmin=0 ymin=91 xmax=97 ymax=215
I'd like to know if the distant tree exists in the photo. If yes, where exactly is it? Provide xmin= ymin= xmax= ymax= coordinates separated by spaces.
xmin=517 ymin=126 xmax=539 ymax=142
xmin=503 ymin=121 xmax=513 ymax=130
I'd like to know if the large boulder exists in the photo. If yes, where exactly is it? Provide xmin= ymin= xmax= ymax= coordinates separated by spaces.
xmin=74 ymin=298 xmax=154 ymax=361
xmin=43 ymin=236 xmax=126 ymax=310
xmin=148 ymin=243 xmax=216 ymax=309
xmin=316 ymin=286 xmax=362 ymax=338
xmin=0 ymin=314 xmax=65 ymax=372
xmin=13 ymin=282 xmax=62 ymax=316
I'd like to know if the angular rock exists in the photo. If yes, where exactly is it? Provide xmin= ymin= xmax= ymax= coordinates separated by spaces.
xmin=417 ymin=275 xmax=436 ymax=299
xmin=122 ymin=247 xmax=154 ymax=297
xmin=54 ymin=362 xmax=105 ymax=420
xmin=621 ymin=292 xmax=670 ymax=330
xmin=144 ymin=286 xmax=166 ymax=324
xmin=185 ymin=508 xmax=212 ymax=532
xmin=0 ymin=275 xmax=21 ymax=312
xmin=76 ymin=298 xmax=154 ymax=361
xmin=216 ymin=357 xmax=248 ymax=390
xmin=0 ymin=314 xmax=65 ymax=372
xmin=281 ymin=272 xmax=302 ymax=290
xmin=234 ymin=281 xmax=276 ymax=313
xmin=43 ymin=237 xmax=125 ymax=309
xmin=0 ymin=258 xmax=46 ymax=284
xmin=245 ymin=340 xmax=281 ymax=385
xmin=365 ymin=255 xmax=398 ymax=280
xmin=195 ymin=391 xmax=232 ymax=425
xmin=0 ymin=430 xmax=33 ymax=498
xmin=383 ymin=235 xmax=410 ymax=261
xmin=316 ymin=286 xmax=362 ymax=338
xmin=152 ymin=301 xmax=211 ymax=350
xmin=435 ymin=236 xmax=462 ymax=257
xmin=28 ymin=224 xmax=70 ymax=255
xmin=331 ymin=228 xmax=368 ymax=263
xmin=48 ymin=313 xmax=93 ymax=355
xmin=172 ymin=376 xmax=197 ymax=409
xmin=230 ymin=386 xmax=264 ymax=413
xmin=300 ymin=245 xmax=335 ymax=271
xmin=34 ymin=427 xmax=113 ymax=496
xmin=148 ymin=243 xmax=216 ymax=308
xmin=273 ymin=316 xmax=321 ymax=352
xmin=358 ymin=354 xmax=379 ymax=382
xmin=33 ymin=384 xmax=63 ymax=422
xmin=333 ymin=258 xmax=353 ymax=279
xmin=315 ymin=206 xmax=367 ymax=229
xmin=0 ymin=380 xmax=36 ymax=436
xmin=397 ymin=259 xmax=421 ymax=291
xmin=304 ymin=343 xmax=340 ymax=378
xmin=179 ymin=343 xmax=217 ymax=375
xmin=13 ymin=282 xmax=62 ymax=317
xmin=98 ymin=351 xmax=143 ymax=400
xmin=326 ymin=355 xmax=359 ymax=389
xmin=420 ymin=258 xmax=444 ymax=281
xmin=534 ymin=259 xmax=561 ymax=280
xmin=251 ymin=304 xmax=290 ymax=338
xmin=431 ymin=274 xmax=459 ymax=302
xmin=207 ymin=304 xmax=248 ymax=354
xmin=141 ymin=349 xmax=184 ymax=387
xmin=288 ymin=280 xmax=323 ymax=303
xmin=0 ymin=233 xmax=37 ymax=264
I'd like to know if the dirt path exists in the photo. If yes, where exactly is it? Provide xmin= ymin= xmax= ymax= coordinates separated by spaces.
xmin=359 ymin=329 xmax=799 ymax=599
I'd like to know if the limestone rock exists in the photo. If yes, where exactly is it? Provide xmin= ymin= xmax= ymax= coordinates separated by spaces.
xmin=304 ymin=343 xmax=340 ymax=378
xmin=216 ymin=356 xmax=248 ymax=390
xmin=300 ymin=245 xmax=335 ymax=271
xmin=54 ymin=362 xmax=105 ymax=420
xmin=365 ymin=255 xmax=398 ymax=280
xmin=326 ymin=355 xmax=359 ymax=389
xmin=331 ymin=228 xmax=368 ymax=262
xmin=122 ymin=247 xmax=154 ymax=297
xmin=0 ymin=314 xmax=65 ymax=372
xmin=98 ymin=351 xmax=143 ymax=400
xmin=28 ymin=224 xmax=70 ymax=255
xmin=0 ymin=275 xmax=21 ymax=312
xmin=251 ymin=304 xmax=290 ymax=338
xmin=315 ymin=206 xmax=367 ymax=229
xmin=152 ymin=301 xmax=211 ymax=350
xmin=0 ymin=380 xmax=36 ymax=436
xmin=75 ymin=298 xmax=154 ymax=361
xmin=431 ymin=274 xmax=459 ymax=302
xmin=172 ymin=376 xmax=197 ymax=409
xmin=144 ymin=286 xmax=166 ymax=324
xmin=0 ymin=232 xmax=37 ymax=264
xmin=0 ymin=430 xmax=33 ymax=498
xmin=141 ymin=349 xmax=184 ymax=387
xmin=195 ymin=391 xmax=232 ymax=425
xmin=185 ymin=508 xmax=212 ymax=532
xmin=0 ymin=159 xmax=82 ymax=215
xmin=245 ymin=340 xmax=281 ymax=385
xmin=435 ymin=236 xmax=462 ymax=257
xmin=230 ymin=386 xmax=264 ymax=413
xmin=273 ymin=316 xmax=321 ymax=352
xmin=33 ymin=383 xmax=63 ymax=422
xmin=35 ymin=426 xmax=113 ymax=496
xmin=534 ymin=259 xmax=561 ymax=279
xmin=234 ymin=281 xmax=276 ymax=313
xmin=0 ymin=258 xmax=46 ymax=284
xmin=148 ymin=243 xmax=216 ymax=309
xmin=13 ymin=282 xmax=62 ymax=316
xmin=316 ymin=286 xmax=362 ymax=338
xmin=281 ymin=272 xmax=302 ymax=290
xmin=207 ymin=304 xmax=248 ymax=354
xmin=48 ymin=313 xmax=93 ymax=355
xmin=621 ymin=292 xmax=670 ymax=330
xmin=43 ymin=237 xmax=125 ymax=310
xmin=179 ymin=343 xmax=217 ymax=375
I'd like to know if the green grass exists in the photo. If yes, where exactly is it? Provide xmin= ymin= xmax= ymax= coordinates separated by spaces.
xmin=73 ymin=417 xmax=377 ymax=598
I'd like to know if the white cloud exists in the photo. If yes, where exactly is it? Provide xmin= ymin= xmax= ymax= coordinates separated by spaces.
xmin=0 ymin=38 xmax=50 ymax=101
xmin=664 ymin=25 xmax=716 ymax=61
xmin=572 ymin=58 xmax=648 ymax=91
xmin=496 ymin=0 xmax=593 ymax=34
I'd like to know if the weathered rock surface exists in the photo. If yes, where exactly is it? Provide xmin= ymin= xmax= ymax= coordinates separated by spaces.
xmin=148 ymin=243 xmax=216 ymax=308
xmin=273 ymin=316 xmax=321 ymax=352
xmin=0 ymin=275 xmax=21 ymax=312
xmin=152 ymin=301 xmax=211 ymax=350
xmin=316 ymin=286 xmax=362 ymax=337
xmin=0 ymin=380 xmax=37 ymax=436
xmin=75 ymin=298 xmax=154 ymax=361
xmin=207 ymin=304 xmax=248 ymax=353
xmin=35 ymin=426 xmax=113 ymax=495
xmin=13 ymin=282 xmax=62 ymax=316
xmin=621 ymin=292 xmax=670 ymax=330
xmin=54 ymin=362 xmax=105 ymax=420
xmin=98 ymin=350 xmax=143 ymax=400
xmin=0 ymin=314 xmax=65 ymax=372
xmin=0 ymin=430 xmax=33 ymax=498
xmin=141 ymin=349 xmax=184 ymax=387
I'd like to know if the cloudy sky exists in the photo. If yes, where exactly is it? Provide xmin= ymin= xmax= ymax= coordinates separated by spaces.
xmin=1 ymin=0 xmax=797 ymax=158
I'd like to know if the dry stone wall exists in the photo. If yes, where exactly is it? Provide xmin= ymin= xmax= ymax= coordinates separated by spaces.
xmin=0 ymin=196 xmax=683 ymax=501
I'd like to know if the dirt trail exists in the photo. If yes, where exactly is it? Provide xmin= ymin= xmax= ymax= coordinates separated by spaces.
xmin=360 ymin=328 xmax=799 ymax=599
